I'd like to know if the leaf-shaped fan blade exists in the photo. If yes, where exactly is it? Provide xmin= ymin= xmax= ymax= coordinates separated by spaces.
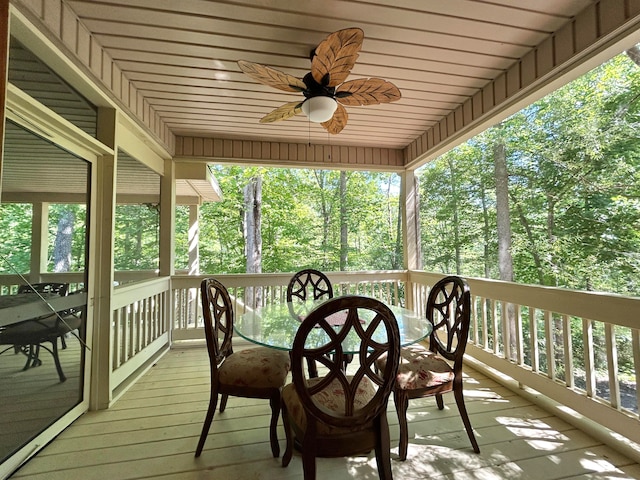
xmin=335 ymin=78 xmax=401 ymax=106
xmin=259 ymin=101 xmax=303 ymax=123
xmin=311 ymin=28 xmax=364 ymax=87
xmin=321 ymin=103 xmax=348 ymax=134
xmin=238 ymin=60 xmax=306 ymax=93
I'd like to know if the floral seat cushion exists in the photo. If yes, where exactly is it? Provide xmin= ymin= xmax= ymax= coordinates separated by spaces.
xmin=219 ymin=347 xmax=290 ymax=388
xmin=282 ymin=376 xmax=376 ymax=435
xmin=377 ymin=343 xmax=454 ymax=390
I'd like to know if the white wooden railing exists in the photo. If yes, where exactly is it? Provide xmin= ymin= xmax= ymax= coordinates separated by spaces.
xmin=110 ymin=277 xmax=171 ymax=389
xmin=408 ymin=271 xmax=640 ymax=457
xmin=171 ymin=271 xmax=407 ymax=342
xmin=1 ymin=270 xmax=638 ymax=457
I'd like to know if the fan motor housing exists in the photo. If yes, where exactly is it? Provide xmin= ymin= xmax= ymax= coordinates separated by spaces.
xmin=302 ymin=72 xmax=335 ymax=99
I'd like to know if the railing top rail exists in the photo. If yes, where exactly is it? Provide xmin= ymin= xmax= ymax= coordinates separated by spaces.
xmin=171 ymin=270 xmax=408 ymax=289
xmin=409 ymin=270 xmax=639 ymax=329
xmin=113 ymin=277 xmax=171 ymax=309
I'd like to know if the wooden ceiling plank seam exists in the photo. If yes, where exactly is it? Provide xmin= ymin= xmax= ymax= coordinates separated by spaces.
xmin=109 ymin=40 xmax=518 ymax=72
xmin=69 ymin=1 xmax=553 ymax=50
xmin=118 ymin=56 xmax=503 ymax=82
xmin=85 ymin=19 xmax=537 ymax=60
xmin=360 ymin=0 xmax=581 ymax=28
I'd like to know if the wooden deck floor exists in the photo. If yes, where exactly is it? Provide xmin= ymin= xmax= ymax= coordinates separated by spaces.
xmin=9 ymin=347 xmax=640 ymax=479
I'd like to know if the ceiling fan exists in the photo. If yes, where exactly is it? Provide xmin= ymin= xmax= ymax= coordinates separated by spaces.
xmin=237 ymin=27 xmax=401 ymax=134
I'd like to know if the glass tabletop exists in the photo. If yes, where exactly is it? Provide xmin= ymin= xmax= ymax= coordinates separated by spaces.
xmin=235 ymin=298 xmax=431 ymax=353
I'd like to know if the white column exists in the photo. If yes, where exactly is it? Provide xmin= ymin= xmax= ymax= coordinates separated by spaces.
xmin=91 ymin=107 xmax=117 ymax=410
xmin=401 ymin=169 xmax=422 ymax=310
xmin=188 ymin=204 xmax=199 ymax=275
xmin=29 ymin=201 xmax=48 ymax=283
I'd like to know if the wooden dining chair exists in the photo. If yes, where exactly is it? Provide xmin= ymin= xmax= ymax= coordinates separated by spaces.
xmin=286 ymin=269 xmax=333 ymax=304
xmin=286 ymin=269 xmax=334 ymax=377
xmin=376 ymin=275 xmax=480 ymax=460
xmin=195 ymin=278 xmax=291 ymax=458
xmin=281 ymin=295 xmax=400 ymax=480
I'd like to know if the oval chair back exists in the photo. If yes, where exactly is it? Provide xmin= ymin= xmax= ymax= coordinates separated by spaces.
xmin=281 ymin=295 xmax=400 ymax=479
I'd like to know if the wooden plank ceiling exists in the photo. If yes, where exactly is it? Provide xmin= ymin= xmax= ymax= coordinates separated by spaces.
xmin=64 ymin=0 xmax=594 ymax=150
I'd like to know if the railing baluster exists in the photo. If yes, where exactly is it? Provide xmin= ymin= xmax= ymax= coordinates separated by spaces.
xmin=481 ymin=297 xmax=489 ymax=350
xmin=502 ymin=301 xmax=510 ymax=361
xmin=113 ymin=308 xmax=121 ymax=369
xmin=633 ymin=328 xmax=640 ymax=419
xmin=471 ymin=295 xmax=478 ymax=345
xmin=563 ymin=314 xmax=573 ymax=388
xmin=492 ymin=299 xmax=499 ymax=354
xmin=544 ymin=310 xmax=554 ymax=379
xmin=605 ymin=323 xmax=620 ymax=409
xmin=530 ymin=307 xmax=539 ymax=373
xmin=516 ymin=304 xmax=523 ymax=366
xmin=583 ymin=317 xmax=595 ymax=398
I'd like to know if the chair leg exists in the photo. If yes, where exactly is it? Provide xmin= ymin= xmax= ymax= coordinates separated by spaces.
xmin=24 ymin=344 xmax=43 ymax=369
xmin=195 ymin=389 xmax=219 ymax=457
xmin=50 ymin=340 xmax=67 ymax=382
xmin=342 ymin=353 xmax=354 ymax=372
xmin=454 ymin=386 xmax=480 ymax=453
xmin=281 ymin=402 xmax=294 ymax=467
xmin=219 ymin=393 xmax=229 ymax=412
xmin=269 ymin=392 xmax=281 ymax=457
xmin=301 ymin=432 xmax=317 ymax=480
xmin=394 ymin=389 xmax=410 ymax=461
xmin=436 ymin=393 xmax=445 ymax=410
xmin=375 ymin=414 xmax=393 ymax=479
xmin=20 ymin=345 xmax=34 ymax=370
xmin=306 ymin=357 xmax=318 ymax=378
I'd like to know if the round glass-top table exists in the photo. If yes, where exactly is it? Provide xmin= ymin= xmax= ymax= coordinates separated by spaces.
xmin=236 ymin=298 xmax=431 ymax=353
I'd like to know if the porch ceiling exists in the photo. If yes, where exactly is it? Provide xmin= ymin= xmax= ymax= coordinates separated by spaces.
xmin=62 ymin=0 xmax=595 ymax=151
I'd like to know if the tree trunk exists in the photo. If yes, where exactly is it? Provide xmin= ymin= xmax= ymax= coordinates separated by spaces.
xmin=244 ymin=176 xmax=262 ymax=309
xmin=339 ymin=171 xmax=348 ymax=270
xmin=53 ymin=209 xmax=74 ymax=272
xmin=314 ymin=171 xmax=330 ymax=267
xmin=494 ymin=140 xmax=517 ymax=359
xmin=494 ymin=142 xmax=514 ymax=282
xmin=447 ymin=157 xmax=462 ymax=274
xmin=479 ymin=175 xmax=491 ymax=278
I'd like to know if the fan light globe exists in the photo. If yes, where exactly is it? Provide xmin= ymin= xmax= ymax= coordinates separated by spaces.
xmin=301 ymin=96 xmax=337 ymax=123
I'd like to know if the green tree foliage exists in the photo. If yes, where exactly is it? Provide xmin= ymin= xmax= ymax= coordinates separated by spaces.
xmin=176 ymin=167 xmax=401 ymax=274
xmin=419 ymin=51 xmax=640 ymax=297
xmin=114 ymin=204 xmax=159 ymax=271
xmin=0 ymin=203 xmax=87 ymax=275
xmin=0 ymin=203 xmax=32 ymax=274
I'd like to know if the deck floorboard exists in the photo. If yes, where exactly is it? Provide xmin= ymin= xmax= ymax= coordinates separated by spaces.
xmin=10 ymin=347 xmax=640 ymax=479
